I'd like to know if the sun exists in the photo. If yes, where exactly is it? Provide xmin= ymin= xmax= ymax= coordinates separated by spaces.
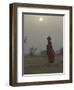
xmin=39 ymin=17 xmax=43 ymax=22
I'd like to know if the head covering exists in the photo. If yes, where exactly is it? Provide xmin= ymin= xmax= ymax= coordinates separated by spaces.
xmin=47 ymin=36 xmax=51 ymax=40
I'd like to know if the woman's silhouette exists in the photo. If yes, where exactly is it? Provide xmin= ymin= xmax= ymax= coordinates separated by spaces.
xmin=47 ymin=36 xmax=55 ymax=63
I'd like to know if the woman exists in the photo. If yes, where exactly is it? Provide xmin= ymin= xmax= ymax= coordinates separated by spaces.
xmin=47 ymin=36 xmax=55 ymax=63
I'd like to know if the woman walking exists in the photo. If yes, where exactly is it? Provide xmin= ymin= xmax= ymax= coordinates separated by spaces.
xmin=47 ymin=36 xmax=55 ymax=63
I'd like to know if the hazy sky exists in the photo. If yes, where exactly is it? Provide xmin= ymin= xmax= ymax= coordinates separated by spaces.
xmin=23 ymin=14 xmax=63 ymax=55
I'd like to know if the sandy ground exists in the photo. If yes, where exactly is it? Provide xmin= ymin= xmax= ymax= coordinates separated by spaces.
xmin=24 ymin=55 xmax=63 ymax=74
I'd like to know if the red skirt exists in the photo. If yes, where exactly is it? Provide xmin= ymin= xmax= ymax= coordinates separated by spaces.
xmin=47 ymin=49 xmax=55 ymax=60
